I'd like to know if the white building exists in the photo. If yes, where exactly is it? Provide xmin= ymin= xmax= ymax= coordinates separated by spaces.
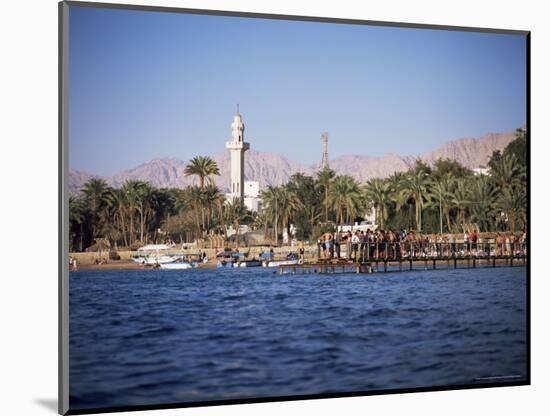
xmin=243 ymin=180 xmax=262 ymax=212
xmin=473 ymin=167 xmax=490 ymax=176
xmin=244 ymin=180 xmax=259 ymax=198
xmin=225 ymin=111 xmax=249 ymax=202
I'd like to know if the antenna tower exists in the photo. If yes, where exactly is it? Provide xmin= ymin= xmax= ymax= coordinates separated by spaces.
xmin=321 ymin=132 xmax=329 ymax=168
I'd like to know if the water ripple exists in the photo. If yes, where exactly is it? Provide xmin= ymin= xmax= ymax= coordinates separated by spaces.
xmin=69 ymin=266 xmax=527 ymax=410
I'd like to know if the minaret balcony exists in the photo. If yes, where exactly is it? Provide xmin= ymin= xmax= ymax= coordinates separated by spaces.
xmin=225 ymin=141 xmax=250 ymax=151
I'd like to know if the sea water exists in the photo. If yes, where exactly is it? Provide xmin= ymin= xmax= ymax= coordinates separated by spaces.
xmin=69 ymin=266 xmax=527 ymax=409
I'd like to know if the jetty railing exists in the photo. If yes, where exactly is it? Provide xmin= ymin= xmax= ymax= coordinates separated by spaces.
xmin=283 ymin=240 xmax=527 ymax=275
xmin=317 ymin=240 xmax=527 ymax=262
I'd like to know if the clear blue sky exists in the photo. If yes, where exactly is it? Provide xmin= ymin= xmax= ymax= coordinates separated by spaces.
xmin=69 ymin=5 xmax=527 ymax=176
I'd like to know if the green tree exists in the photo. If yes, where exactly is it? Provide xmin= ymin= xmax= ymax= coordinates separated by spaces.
xmin=203 ymin=184 xmax=224 ymax=232
xmin=451 ymin=177 xmax=471 ymax=231
xmin=427 ymin=173 xmax=455 ymax=233
xmin=224 ymin=197 xmax=251 ymax=235
xmin=503 ymin=128 xmax=527 ymax=166
xmin=80 ymin=178 xmax=115 ymax=240
xmin=489 ymin=153 xmax=523 ymax=191
xmin=316 ymin=166 xmax=336 ymax=222
xmin=69 ymin=196 xmax=87 ymax=251
xmin=468 ymin=175 xmax=496 ymax=231
xmin=286 ymin=173 xmax=322 ymax=239
xmin=363 ymin=178 xmax=391 ymax=229
xmin=494 ymin=185 xmax=526 ymax=232
xmin=432 ymin=158 xmax=473 ymax=180
xmin=397 ymin=170 xmax=429 ymax=231
xmin=329 ymin=175 xmax=363 ymax=225
xmin=260 ymin=186 xmax=301 ymax=244
xmin=184 ymin=156 xmax=220 ymax=188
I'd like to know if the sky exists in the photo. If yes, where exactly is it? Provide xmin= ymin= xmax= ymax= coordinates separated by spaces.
xmin=69 ymin=5 xmax=527 ymax=176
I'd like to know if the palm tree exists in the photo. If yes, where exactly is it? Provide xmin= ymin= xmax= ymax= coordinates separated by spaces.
xmin=203 ymin=184 xmax=223 ymax=231
xmin=397 ymin=170 xmax=429 ymax=231
xmin=329 ymin=175 xmax=363 ymax=226
xmin=494 ymin=185 xmax=526 ymax=232
xmin=316 ymin=166 xmax=336 ymax=222
xmin=184 ymin=156 xmax=220 ymax=188
xmin=277 ymin=187 xmax=303 ymax=240
xmin=111 ymin=188 xmax=129 ymax=247
xmin=260 ymin=186 xmax=301 ymax=244
xmin=468 ymin=175 xmax=496 ymax=232
xmin=363 ymin=178 xmax=391 ymax=229
xmin=427 ymin=173 xmax=455 ymax=234
xmin=119 ymin=180 xmax=151 ymax=244
xmin=261 ymin=186 xmax=283 ymax=244
xmin=147 ymin=187 xmax=177 ymax=242
xmin=135 ymin=182 xmax=154 ymax=243
xmin=187 ymin=185 xmax=205 ymax=235
xmin=451 ymin=177 xmax=470 ymax=231
xmin=490 ymin=153 xmax=522 ymax=190
xmin=69 ymin=196 xmax=86 ymax=251
xmin=80 ymin=178 xmax=115 ymax=240
xmin=224 ymin=197 xmax=250 ymax=235
xmin=304 ymin=204 xmax=323 ymax=234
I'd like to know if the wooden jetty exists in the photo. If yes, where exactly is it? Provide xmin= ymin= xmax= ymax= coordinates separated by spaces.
xmin=278 ymin=255 xmax=528 ymax=275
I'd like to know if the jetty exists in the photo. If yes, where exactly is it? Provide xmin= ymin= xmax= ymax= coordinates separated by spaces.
xmin=278 ymin=242 xmax=527 ymax=275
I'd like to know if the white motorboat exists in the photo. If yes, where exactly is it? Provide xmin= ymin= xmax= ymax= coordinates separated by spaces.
xmin=132 ymin=254 xmax=177 ymax=265
xmin=263 ymin=259 xmax=299 ymax=268
xmin=132 ymin=243 xmax=179 ymax=265
xmin=159 ymin=261 xmax=196 ymax=270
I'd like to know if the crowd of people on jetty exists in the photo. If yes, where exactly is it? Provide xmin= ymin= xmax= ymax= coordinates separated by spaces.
xmin=316 ymin=228 xmax=527 ymax=262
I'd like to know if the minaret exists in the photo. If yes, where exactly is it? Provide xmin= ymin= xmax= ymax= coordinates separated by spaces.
xmin=225 ymin=108 xmax=250 ymax=202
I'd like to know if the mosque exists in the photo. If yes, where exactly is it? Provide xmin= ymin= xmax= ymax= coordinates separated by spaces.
xmin=225 ymin=110 xmax=261 ymax=212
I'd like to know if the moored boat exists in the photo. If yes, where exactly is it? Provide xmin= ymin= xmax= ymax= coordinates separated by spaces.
xmin=132 ymin=243 xmax=179 ymax=265
xmin=236 ymin=259 xmax=262 ymax=267
xmin=132 ymin=254 xmax=178 ymax=265
xmin=263 ymin=259 xmax=299 ymax=268
xmin=217 ymin=259 xmax=235 ymax=268
xmin=159 ymin=261 xmax=197 ymax=270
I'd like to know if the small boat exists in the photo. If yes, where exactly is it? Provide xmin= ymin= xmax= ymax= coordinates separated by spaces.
xmin=217 ymin=259 xmax=235 ymax=268
xmin=159 ymin=261 xmax=196 ymax=270
xmin=262 ymin=251 xmax=299 ymax=267
xmin=263 ymin=259 xmax=299 ymax=268
xmin=132 ymin=255 xmax=177 ymax=265
xmin=236 ymin=260 xmax=262 ymax=268
xmin=132 ymin=243 xmax=178 ymax=265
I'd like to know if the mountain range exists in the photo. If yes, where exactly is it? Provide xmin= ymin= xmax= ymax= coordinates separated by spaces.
xmin=69 ymin=129 xmax=516 ymax=195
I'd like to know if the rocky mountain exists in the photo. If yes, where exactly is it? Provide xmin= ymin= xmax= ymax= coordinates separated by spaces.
xmin=328 ymin=130 xmax=516 ymax=181
xmin=215 ymin=150 xmax=314 ymax=190
xmin=109 ymin=158 xmax=187 ymax=188
xmin=69 ymin=129 xmax=517 ymax=195
xmin=421 ymin=131 xmax=516 ymax=168
xmin=68 ymin=168 xmax=98 ymax=195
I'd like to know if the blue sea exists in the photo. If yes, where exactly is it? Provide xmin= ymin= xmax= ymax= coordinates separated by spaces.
xmin=69 ymin=266 xmax=527 ymax=410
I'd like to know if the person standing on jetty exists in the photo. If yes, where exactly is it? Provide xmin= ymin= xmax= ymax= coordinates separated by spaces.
xmin=345 ymin=231 xmax=352 ymax=260
xmin=351 ymin=232 xmax=360 ymax=261
xmin=463 ymin=231 xmax=470 ymax=255
xmin=328 ymin=234 xmax=334 ymax=259
xmin=360 ymin=231 xmax=368 ymax=261
xmin=323 ymin=234 xmax=330 ymax=259
xmin=334 ymin=232 xmax=341 ymax=258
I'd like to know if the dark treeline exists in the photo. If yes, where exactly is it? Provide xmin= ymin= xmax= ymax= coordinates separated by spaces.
xmin=69 ymin=129 xmax=527 ymax=252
